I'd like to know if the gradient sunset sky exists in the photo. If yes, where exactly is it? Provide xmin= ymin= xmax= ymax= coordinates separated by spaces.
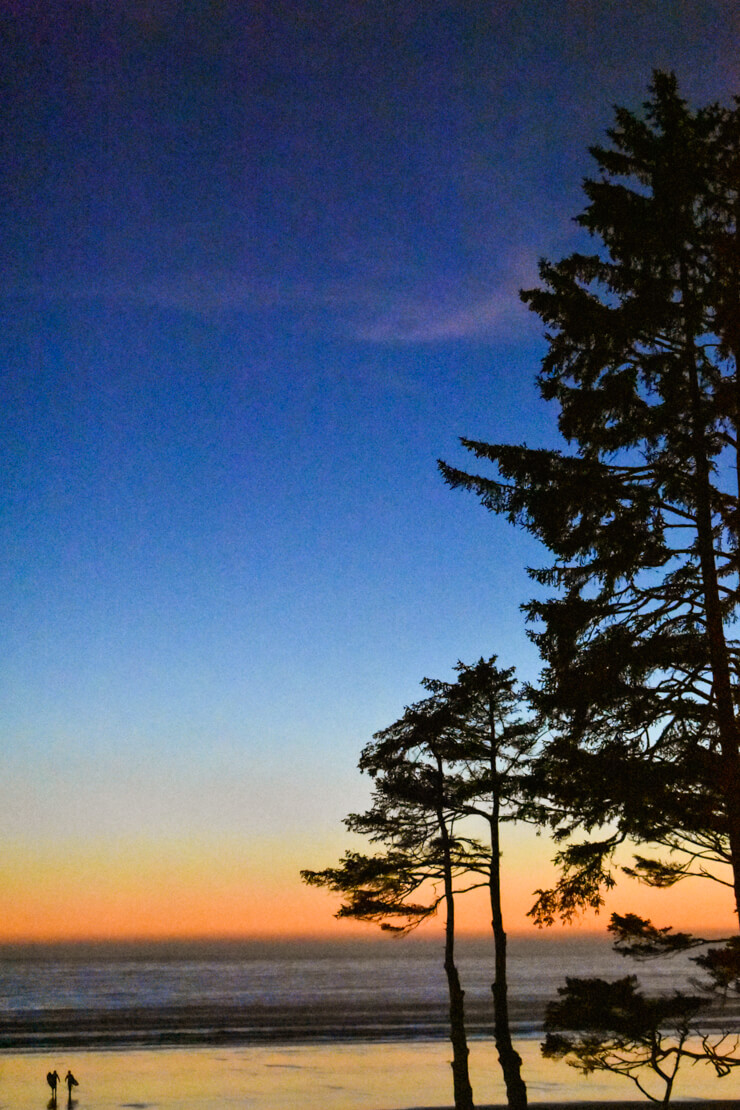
xmin=3 ymin=1 xmax=739 ymax=942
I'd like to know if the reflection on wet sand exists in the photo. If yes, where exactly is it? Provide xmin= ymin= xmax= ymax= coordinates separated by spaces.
xmin=1 ymin=1043 xmax=740 ymax=1110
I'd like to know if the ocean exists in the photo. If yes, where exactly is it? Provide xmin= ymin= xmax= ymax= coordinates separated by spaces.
xmin=0 ymin=933 xmax=717 ymax=1051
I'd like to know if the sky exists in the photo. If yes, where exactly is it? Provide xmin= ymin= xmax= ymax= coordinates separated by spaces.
xmin=2 ymin=0 xmax=739 ymax=942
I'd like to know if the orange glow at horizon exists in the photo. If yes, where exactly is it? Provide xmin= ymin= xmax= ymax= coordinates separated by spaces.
xmin=0 ymin=835 xmax=354 ymax=943
xmin=2 ymin=825 xmax=736 ymax=944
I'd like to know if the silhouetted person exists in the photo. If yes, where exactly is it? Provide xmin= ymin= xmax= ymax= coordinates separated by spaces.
xmin=65 ymin=1072 xmax=78 ymax=1096
xmin=47 ymin=1071 xmax=60 ymax=1101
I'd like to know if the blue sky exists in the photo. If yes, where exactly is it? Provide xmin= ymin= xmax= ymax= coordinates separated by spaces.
xmin=2 ymin=1 xmax=739 ymax=938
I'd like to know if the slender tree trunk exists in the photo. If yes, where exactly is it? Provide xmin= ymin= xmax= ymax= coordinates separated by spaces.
xmin=661 ymin=1061 xmax=676 ymax=1106
xmin=690 ymin=394 xmax=740 ymax=921
xmin=488 ymin=736 xmax=527 ymax=1109
xmin=444 ymin=912 xmax=475 ymax=1110
xmin=435 ymin=758 xmax=475 ymax=1110
xmin=683 ymin=269 xmax=740 ymax=923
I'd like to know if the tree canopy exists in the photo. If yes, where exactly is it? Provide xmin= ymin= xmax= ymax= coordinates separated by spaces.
xmin=440 ymin=72 xmax=740 ymax=931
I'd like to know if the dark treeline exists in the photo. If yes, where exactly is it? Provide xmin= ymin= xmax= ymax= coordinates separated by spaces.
xmin=303 ymin=73 xmax=740 ymax=1108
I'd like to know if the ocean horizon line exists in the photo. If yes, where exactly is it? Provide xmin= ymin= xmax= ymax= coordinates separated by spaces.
xmin=0 ymin=924 xmax=733 ymax=954
xmin=0 ymin=930 xmax=633 ymax=961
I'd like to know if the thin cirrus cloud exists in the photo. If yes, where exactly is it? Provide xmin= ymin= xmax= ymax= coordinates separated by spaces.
xmin=10 ymin=243 xmax=542 ymax=347
xmin=352 ymin=249 xmax=540 ymax=344
xmin=134 ymin=262 xmax=536 ymax=346
xmin=355 ymin=287 xmax=531 ymax=344
xmin=8 ymin=236 xmax=543 ymax=348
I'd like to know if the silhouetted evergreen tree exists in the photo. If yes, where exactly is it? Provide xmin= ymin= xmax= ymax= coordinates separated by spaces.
xmin=440 ymin=74 xmax=740 ymax=952
xmin=302 ymin=659 xmax=538 ymax=1110
xmin=419 ymin=659 xmax=537 ymax=1110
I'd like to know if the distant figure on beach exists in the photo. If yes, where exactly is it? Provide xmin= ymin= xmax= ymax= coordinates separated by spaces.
xmin=47 ymin=1070 xmax=60 ymax=1099
xmin=65 ymin=1071 xmax=78 ymax=1098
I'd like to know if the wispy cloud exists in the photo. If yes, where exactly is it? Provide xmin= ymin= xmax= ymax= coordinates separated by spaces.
xmin=353 ymin=251 xmax=540 ymax=344
xmin=4 ymin=246 xmax=542 ymax=347
xmin=355 ymin=288 xmax=526 ymax=344
xmin=119 ymin=242 xmax=543 ymax=344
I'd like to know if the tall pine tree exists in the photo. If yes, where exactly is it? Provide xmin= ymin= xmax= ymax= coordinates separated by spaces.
xmin=440 ymin=73 xmax=740 ymax=935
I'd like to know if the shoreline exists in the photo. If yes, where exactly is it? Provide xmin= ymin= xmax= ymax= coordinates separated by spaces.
xmin=0 ymin=999 xmax=545 ymax=1051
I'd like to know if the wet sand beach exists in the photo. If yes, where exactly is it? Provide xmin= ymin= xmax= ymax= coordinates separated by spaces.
xmin=2 ymin=1042 xmax=740 ymax=1110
